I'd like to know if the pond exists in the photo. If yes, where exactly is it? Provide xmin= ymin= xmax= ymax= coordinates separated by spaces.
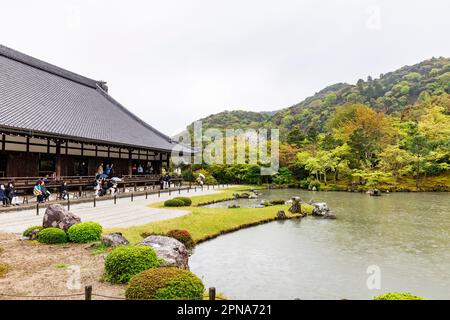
xmin=189 ymin=189 xmax=450 ymax=300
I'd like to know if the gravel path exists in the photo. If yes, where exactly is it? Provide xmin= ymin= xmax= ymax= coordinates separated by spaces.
xmin=0 ymin=188 xmax=224 ymax=233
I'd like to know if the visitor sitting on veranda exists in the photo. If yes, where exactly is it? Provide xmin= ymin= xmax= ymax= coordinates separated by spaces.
xmin=6 ymin=182 xmax=19 ymax=206
xmin=33 ymin=180 xmax=50 ymax=203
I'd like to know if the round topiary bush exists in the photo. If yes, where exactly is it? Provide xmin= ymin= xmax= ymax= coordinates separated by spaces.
xmin=164 ymin=199 xmax=185 ymax=207
xmin=373 ymin=292 xmax=425 ymax=300
xmin=37 ymin=228 xmax=68 ymax=244
xmin=22 ymin=225 xmax=44 ymax=237
xmin=104 ymin=246 xmax=161 ymax=284
xmin=173 ymin=197 xmax=192 ymax=206
xmin=166 ymin=229 xmax=195 ymax=249
xmin=125 ymin=267 xmax=204 ymax=300
xmin=67 ymin=221 xmax=103 ymax=243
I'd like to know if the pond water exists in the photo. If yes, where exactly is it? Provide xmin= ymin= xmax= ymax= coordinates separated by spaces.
xmin=189 ymin=189 xmax=450 ymax=300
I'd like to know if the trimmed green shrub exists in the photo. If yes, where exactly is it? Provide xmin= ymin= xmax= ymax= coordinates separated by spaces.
xmin=22 ymin=225 xmax=44 ymax=237
xmin=270 ymin=199 xmax=286 ymax=205
xmin=373 ymin=292 xmax=425 ymax=300
xmin=140 ymin=231 xmax=165 ymax=239
xmin=104 ymin=246 xmax=160 ymax=284
xmin=0 ymin=263 xmax=9 ymax=277
xmin=172 ymin=197 xmax=192 ymax=206
xmin=166 ymin=229 xmax=195 ymax=249
xmin=67 ymin=222 xmax=102 ymax=243
xmin=125 ymin=267 xmax=204 ymax=300
xmin=37 ymin=228 xmax=68 ymax=244
xmin=204 ymin=175 xmax=218 ymax=185
xmin=164 ymin=199 xmax=185 ymax=207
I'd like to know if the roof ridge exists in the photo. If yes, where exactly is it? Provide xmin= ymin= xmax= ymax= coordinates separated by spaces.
xmin=0 ymin=44 xmax=98 ymax=88
xmin=95 ymin=84 xmax=173 ymax=144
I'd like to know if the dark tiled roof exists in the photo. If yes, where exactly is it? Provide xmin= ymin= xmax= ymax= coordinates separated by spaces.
xmin=0 ymin=44 xmax=176 ymax=152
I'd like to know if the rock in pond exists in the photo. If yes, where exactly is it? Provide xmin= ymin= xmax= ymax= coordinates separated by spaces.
xmin=101 ymin=232 xmax=129 ymax=246
xmin=367 ymin=189 xmax=382 ymax=196
xmin=43 ymin=204 xmax=81 ymax=231
xmin=140 ymin=235 xmax=189 ymax=269
xmin=311 ymin=202 xmax=336 ymax=219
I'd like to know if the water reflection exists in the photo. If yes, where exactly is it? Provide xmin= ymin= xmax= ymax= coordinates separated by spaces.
xmin=190 ymin=190 xmax=450 ymax=300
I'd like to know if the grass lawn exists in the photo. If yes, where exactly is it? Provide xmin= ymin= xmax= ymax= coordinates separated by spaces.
xmin=107 ymin=186 xmax=313 ymax=244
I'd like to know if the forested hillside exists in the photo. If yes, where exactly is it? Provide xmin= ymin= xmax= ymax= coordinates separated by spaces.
xmin=180 ymin=57 xmax=450 ymax=191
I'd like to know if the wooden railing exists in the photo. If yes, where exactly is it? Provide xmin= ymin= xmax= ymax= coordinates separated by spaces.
xmin=0 ymin=174 xmax=183 ymax=195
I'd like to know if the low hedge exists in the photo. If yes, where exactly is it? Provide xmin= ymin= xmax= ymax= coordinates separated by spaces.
xmin=37 ymin=228 xmax=68 ymax=244
xmin=67 ymin=222 xmax=103 ymax=243
xmin=164 ymin=199 xmax=185 ymax=207
xmin=172 ymin=197 xmax=192 ymax=206
xmin=125 ymin=267 xmax=204 ymax=300
xmin=104 ymin=246 xmax=161 ymax=284
xmin=23 ymin=225 xmax=44 ymax=237
xmin=373 ymin=292 xmax=425 ymax=300
xmin=166 ymin=229 xmax=195 ymax=249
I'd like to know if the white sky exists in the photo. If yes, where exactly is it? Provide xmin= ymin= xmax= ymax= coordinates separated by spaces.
xmin=1 ymin=0 xmax=449 ymax=135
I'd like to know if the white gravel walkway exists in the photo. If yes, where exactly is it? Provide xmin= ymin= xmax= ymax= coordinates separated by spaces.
xmin=0 ymin=187 xmax=225 ymax=234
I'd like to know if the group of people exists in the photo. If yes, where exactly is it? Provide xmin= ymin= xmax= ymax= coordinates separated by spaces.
xmin=159 ymin=173 xmax=172 ymax=189
xmin=0 ymin=182 xmax=19 ymax=207
xmin=94 ymin=179 xmax=118 ymax=197
xmin=96 ymin=163 xmax=115 ymax=180
xmin=132 ymin=162 xmax=154 ymax=175
xmin=33 ymin=180 xmax=51 ymax=203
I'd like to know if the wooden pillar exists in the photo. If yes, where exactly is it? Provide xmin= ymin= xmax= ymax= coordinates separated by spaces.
xmin=55 ymin=142 xmax=62 ymax=179
xmin=128 ymin=149 xmax=133 ymax=176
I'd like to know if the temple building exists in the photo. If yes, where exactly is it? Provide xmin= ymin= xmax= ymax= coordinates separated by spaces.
xmin=0 ymin=44 xmax=178 ymax=179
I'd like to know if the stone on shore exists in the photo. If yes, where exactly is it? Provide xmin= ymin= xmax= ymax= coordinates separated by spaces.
xmin=101 ymin=232 xmax=129 ymax=246
xmin=140 ymin=235 xmax=189 ymax=269
xmin=42 ymin=204 xmax=81 ymax=231
xmin=276 ymin=210 xmax=287 ymax=219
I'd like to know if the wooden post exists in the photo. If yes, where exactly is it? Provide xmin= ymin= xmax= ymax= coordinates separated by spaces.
xmin=85 ymin=285 xmax=92 ymax=300
xmin=145 ymin=191 xmax=148 ymax=199
xmin=131 ymin=192 xmax=134 ymax=202
xmin=178 ymin=188 xmax=181 ymax=194
xmin=114 ymin=195 xmax=117 ymax=205
xmin=158 ymin=190 xmax=160 ymax=197
xmin=209 ymin=287 xmax=216 ymax=300
xmin=169 ymin=188 xmax=171 ymax=196
xmin=36 ymin=203 xmax=39 ymax=216
xmin=67 ymin=197 xmax=70 ymax=211
xmin=93 ymin=196 xmax=96 ymax=207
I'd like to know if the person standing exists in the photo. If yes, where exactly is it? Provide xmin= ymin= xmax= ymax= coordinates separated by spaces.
xmin=0 ymin=185 xmax=9 ymax=207
xmin=59 ymin=181 xmax=69 ymax=200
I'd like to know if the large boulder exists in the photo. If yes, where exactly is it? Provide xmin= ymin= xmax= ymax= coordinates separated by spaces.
xmin=101 ymin=232 xmax=129 ymax=246
xmin=140 ymin=235 xmax=189 ymax=269
xmin=42 ymin=204 xmax=81 ymax=231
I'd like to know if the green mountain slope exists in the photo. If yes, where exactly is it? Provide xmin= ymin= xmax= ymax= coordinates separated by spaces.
xmin=183 ymin=57 xmax=450 ymax=140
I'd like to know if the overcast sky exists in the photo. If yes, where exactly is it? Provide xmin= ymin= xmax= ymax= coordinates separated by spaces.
xmin=1 ymin=0 xmax=449 ymax=135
